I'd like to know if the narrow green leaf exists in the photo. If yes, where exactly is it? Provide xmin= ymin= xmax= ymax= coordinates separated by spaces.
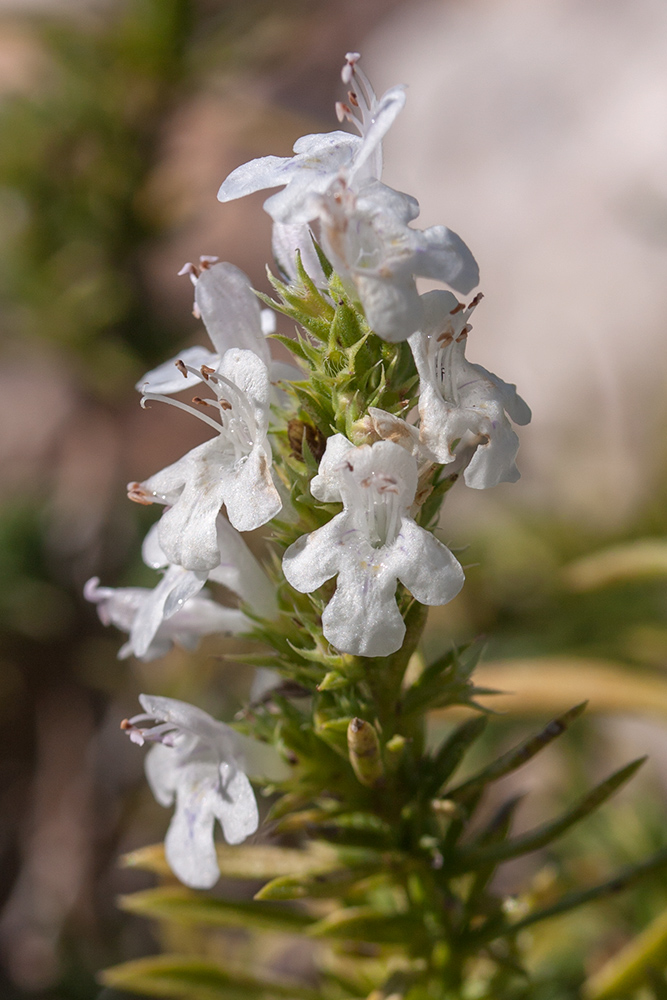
xmin=423 ymin=715 xmax=488 ymax=798
xmin=456 ymin=757 xmax=646 ymax=871
xmin=311 ymin=236 xmax=333 ymax=279
xmin=582 ymin=907 xmax=667 ymax=999
xmin=308 ymin=905 xmax=421 ymax=945
xmin=449 ymin=702 xmax=588 ymax=802
xmin=492 ymin=845 xmax=667 ymax=941
xmin=400 ymin=643 xmax=479 ymax=717
xmin=270 ymin=333 xmax=315 ymax=364
xmin=118 ymin=887 xmax=314 ymax=933
xmin=255 ymin=864 xmax=384 ymax=901
xmin=100 ymin=954 xmax=321 ymax=1000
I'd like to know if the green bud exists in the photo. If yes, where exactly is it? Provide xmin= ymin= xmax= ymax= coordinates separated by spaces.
xmin=347 ymin=717 xmax=385 ymax=788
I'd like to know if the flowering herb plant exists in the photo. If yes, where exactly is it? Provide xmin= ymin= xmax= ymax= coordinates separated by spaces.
xmin=93 ymin=53 xmax=666 ymax=1000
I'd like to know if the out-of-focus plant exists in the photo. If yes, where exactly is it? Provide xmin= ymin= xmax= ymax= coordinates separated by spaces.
xmin=0 ymin=1 xmax=306 ymax=996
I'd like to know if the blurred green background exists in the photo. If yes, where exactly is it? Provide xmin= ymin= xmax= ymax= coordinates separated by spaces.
xmin=1 ymin=1 xmax=667 ymax=998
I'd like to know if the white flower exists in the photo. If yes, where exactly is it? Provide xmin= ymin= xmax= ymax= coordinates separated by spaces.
xmin=136 ymin=260 xmax=273 ymax=395
xmin=85 ymin=517 xmax=274 ymax=661
xmin=121 ymin=695 xmax=259 ymax=888
xmin=217 ymin=53 xmax=406 ymax=227
xmin=409 ymin=291 xmax=531 ymax=488
xmin=318 ymin=179 xmax=479 ymax=342
xmin=282 ymin=435 xmax=464 ymax=657
xmin=128 ymin=348 xmax=282 ymax=567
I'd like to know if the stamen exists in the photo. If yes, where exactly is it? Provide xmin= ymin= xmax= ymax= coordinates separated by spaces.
xmin=140 ymin=391 xmax=222 ymax=433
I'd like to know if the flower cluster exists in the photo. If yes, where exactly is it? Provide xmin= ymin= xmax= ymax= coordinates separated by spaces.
xmin=89 ymin=53 xmax=530 ymax=890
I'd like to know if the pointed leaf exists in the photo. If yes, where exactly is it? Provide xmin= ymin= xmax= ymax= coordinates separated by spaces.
xmin=456 ymin=757 xmax=646 ymax=871
xmin=255 ymin=864 xmax=385 ymax=901
xmin=118 ymin=887 xmax=314 ymax=933
xmin=422 ymin=715 xmax=488 ymax=798
xmin=449 ymin=703 xmax=588 ymax=802
xmin=308 ymin=906 xmax=422 ymax=945
xmin=490 ymin=845 xmax=667 ymax=942
xmin=101 ymin=955 xmax=321 ymax=1000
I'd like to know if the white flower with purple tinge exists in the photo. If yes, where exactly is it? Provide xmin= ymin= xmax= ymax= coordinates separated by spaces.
xmin=85 ymin=518 xmax=275 ymax=661
xmin=128 ymin=348 xmax=282 ymax=569
xmin=217 ymin=53 xmax=406 ymax=285
xmin=282 ymin=435 xmax=464 ymax=657
xmin=317 ymin=179 xmax=479 ymax=342
xmin=409 ymin=291 xmax=531 ymax=488
xmin=217 ymin=53 xmax=405 ymax=227
xmin=121 ymin=695 xmax=259 ymax=888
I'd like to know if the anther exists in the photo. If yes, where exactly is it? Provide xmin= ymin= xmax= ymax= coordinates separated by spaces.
xmin=199 ymin=255 xmax=219 ymax=269
xmin=120 ymin=718 xmax=131 ymax=730
xmin=200 ymin=365 xmax=215 ymax=379
xmin=177 ymin=261 xmax=198 ymax=278
xmin=175 ymin=359 xmax=188 ymax=378
xmin=127 ymin=482 xmax=153 ymax=506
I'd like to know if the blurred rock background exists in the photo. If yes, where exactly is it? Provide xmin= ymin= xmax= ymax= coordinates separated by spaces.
xmin=1 ymin=0 xmax=667 ymax=997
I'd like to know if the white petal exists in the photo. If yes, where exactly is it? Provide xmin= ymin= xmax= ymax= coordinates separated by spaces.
xmin=418 ymin=289 xmax=461 ymax=337
xmin=217 ymin=155 xmax=293 ymax=202
xmin=271 ymin=221 xmax=327 ymax=285
xmin=414 ymin=226 xmax=480 ymax=294
xmin=356 ymin=272 xmax=423 ymax=342
xmin=164 ymin=763 xmax=222 ymax=888
xmin=349 ymin=85 xmax=407 ymax=182
xmin=471 ymin=363 xmax=532 ymax=426
xmin=208 ymin=517 xmax=277 ymax=618
xmin=195 ymin=263 xmax=270 ymax=366
xmin=141 ymin=521 xmax=168 ymax=570
xmin=139 ymin=695 xmax=239 ymax=755
xmin=367 ymin=407 xmax=421 ymax=456
xmin=463 ymin=418 xmax=521 ymax=489
xmin=392 ymin=518 xmax=465 ymax=605
xmin=221 ymin=446 xmax=282 ymax=533
xmin=150 ymin=439 xmax=230 ymax=572
xmin=167 ymin=598 xmax=249 ymax=641
xmin=322 ymin=553 xmax=405 ymax=657
xmin=135 ymin=346 xmax=220 ymax=395
xmin=291 ymin=130 xmax=359 ymax=158
xmin=282 ymin=514 xmax=347 ymax=593
xmin=260 ymin=309 xmax=276 ymax=335
xmin=129 ymin=565 xmax=206 ymax=658
xmin=234 ymin=730 xmax=290 ymax=782
xmin=144 ymin=742 xmax=177 ymax=808
xmin=213 ymin=764 xmax=259 ymax=846
xmin=310 ymin=433 xmax=355 ymax=502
